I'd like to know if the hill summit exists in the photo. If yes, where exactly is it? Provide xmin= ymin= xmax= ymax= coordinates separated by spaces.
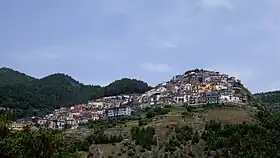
xmin=0 ymin=67 xmax=36 ymax=86
xmin=138 ymin=69 xmax=250 ymax=105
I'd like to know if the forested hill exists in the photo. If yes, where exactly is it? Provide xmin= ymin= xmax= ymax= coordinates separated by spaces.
xmin=0 ymin=67 xmax=36 ymax=86
xmin=0 ymin=68 xmax=151 ymax=119
xmin=254 ymin=91 xmax=280 ymax=112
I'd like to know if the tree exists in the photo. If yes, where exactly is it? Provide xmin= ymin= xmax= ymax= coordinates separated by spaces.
xmin=130 ymin=126 xmax=156 ymax=150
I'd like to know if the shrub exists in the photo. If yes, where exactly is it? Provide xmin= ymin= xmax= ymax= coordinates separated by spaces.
xmin=145 ymin=107 xmax=170 ymax=118
xmin=130 ymin=126 xmax=156 ymax=150
xmin=127 ymin=149 xmax=135 ymax=156
xmin=139 ymin=119 xmax=148 ymax=126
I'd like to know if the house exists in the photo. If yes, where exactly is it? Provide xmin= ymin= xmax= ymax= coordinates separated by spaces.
xmin=216 ymin=85 xmax=228 ymax=90
xmin=103 ymin=106 xmax=132 ymax=118
xmin=174 ymin=95 xmax=189 ymax=103
xmin=205 ymin=92 xmax=220 ymax=104
xmin=92 ymin=113 xmax=100 ymax=121
xmin=77 ymin=119 xmax=89 ymax=124
xmin=220 ymin=94 xmax=232 ymax=102
xmin=184 ymin=84 xmax=192 ymax=91
xmin=158 ymin=95 xmax=174 ymax=105
xmin=189 ymin=96 xmax=198 ymax=105
xmin=197 ymin=93 xmax=207 ymax=104
xmin=72 ymin=112 xmax=81 ymax=117
xmin=66 ymin=120 xmax=76 ymax=126
xmin=88 ymin=101 xmax=105 ymax=108
xmin=37 ymin=119 xmax=47 ymax=126
xmin=46 ymin=120 xmax=56 ymax=129
xmin=175 ymin=96 xmax=185 ymax=103
xmin=10 ymin=122 xmax=26 ymax=131
xmin=55 ymin=120 xmax=65 ymax=130
xmin=231 ymin=96 xmax=240 ymax=103
xmin=140 ymin=103 xmax=151 ymax=109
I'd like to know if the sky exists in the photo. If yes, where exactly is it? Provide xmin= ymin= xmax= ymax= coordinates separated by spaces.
xmin=0 ymin=0 xmax=280 ymax=93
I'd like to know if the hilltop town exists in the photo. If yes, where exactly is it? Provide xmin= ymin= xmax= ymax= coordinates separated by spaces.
xmin=139 ymin=69 xmax=248 ymax=105
xmin=10 ymin=69 xmax=250 ymax=130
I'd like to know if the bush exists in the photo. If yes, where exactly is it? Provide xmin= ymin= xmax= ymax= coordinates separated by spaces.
xmin=165 ymin=125 xmax=195 ymax=153
xmin=188 ymin=151 xmax=195 ymax=157
xmin=139 ymin=118 xmax=149 ymax=126
xmin=145 ymin=107 xmax=170 ymax=118
xmin=127 ymin=149 xmax=135 ymax=156
xmin=140 ymin=148 xmax=145 ymax=152
xmin=182 ymin=112 xmax=188 ymax=116
xmin=185 ymin=106 xmax=195 ymax=112
xmin=192 ymin=131 xmax=200 ymax=143
xmin=164 ymin=105 xmax=172 ymax=108
xmin=130 ymin=126 xmax=156 ymax=150
xmin=87 ymin=131 xmax=123 ymax=144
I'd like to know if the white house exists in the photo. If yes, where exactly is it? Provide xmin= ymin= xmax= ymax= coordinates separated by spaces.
xmin=104 ymin=106 xmax=132 ymax=118
xmin=220 ymin=95 xmax=240 ymax=103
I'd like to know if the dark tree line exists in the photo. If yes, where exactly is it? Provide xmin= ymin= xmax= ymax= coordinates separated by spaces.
xmin=0 ymin=68 xmax=151 ymax=119
xmin=202 ymin=111 xmax=280 ymax=157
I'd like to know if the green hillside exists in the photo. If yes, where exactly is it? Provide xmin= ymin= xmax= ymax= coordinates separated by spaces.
xmin=0 ymin=68 xmax=151 ymax=119
xmin=254 ymin=91 xmax=280 ymax=112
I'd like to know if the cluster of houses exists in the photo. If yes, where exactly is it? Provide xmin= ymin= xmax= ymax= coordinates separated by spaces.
xmin=33 ymin=96 xmax=134 ymax=130
xmin=10 ymin=69 xmax=249 ymax=131
xmin=9 ymin=95 xmax=135 ymax=131
xmin=138 ymin=69 xmax=248 ymax=106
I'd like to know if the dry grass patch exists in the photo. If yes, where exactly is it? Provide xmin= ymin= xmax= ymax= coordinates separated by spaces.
xmin=204 ymin=107 xmax=253 ymax=124
xmin=148 ymin=115 xmax=185 ymax=140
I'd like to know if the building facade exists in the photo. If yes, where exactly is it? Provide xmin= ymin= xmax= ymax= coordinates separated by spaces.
xmin=103 ymin=106 xmax=132 ymax=118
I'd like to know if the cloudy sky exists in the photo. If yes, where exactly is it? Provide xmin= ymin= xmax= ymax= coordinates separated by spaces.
xmin=0 ymin=0 xmax=279 ymax=93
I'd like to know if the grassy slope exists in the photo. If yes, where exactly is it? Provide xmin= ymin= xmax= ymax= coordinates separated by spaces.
xmin=85 ymin=104 xmax=256 ymax=157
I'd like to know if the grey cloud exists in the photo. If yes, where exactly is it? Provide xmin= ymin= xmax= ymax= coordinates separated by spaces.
xmin=200 ymin=0 xmax=234 ymax=9
xmin=140 ymin=63 xmax=173 ymax=73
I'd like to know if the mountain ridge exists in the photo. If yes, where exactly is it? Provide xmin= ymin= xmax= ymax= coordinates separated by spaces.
xmin=1 ymin=67 xmax=275 ymax=119
xmin=0 ymin=67 xmax=151 ymax=119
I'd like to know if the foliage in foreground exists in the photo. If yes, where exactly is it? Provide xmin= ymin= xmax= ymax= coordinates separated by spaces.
xmin=0 ymin=114 xmax=81 ymax=158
